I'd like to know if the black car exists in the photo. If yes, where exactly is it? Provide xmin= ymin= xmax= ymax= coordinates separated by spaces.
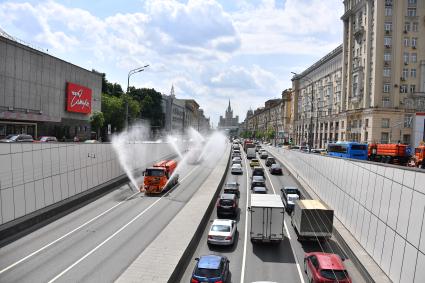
xmin=269 ymin=164 xmax=283 ymax=175
xmin=223 ymin=182 xmax=240 ymax=198
xmin=252 ymin=166 xmax=265 ymax=179
xmin=251 ymin=180 xmax=266 ymax=190
xmin=217 ymin=193 xmax=238 ymax=217
xmin=280 ymin=186 xmax=301 ymax=212
xmin=191 ymin=255 xmax=230 ymax=283
xmin=265 ymin=157 xmax=276 ymax=167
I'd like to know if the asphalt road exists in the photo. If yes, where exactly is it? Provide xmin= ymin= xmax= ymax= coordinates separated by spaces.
xmin=181 ymin=144 xmax=366 ymax=283
xmin=0 ymin=154 xmax=221 ymax=283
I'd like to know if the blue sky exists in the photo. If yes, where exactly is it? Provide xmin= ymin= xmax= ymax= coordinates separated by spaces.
xmin=0 ymin=0 xmax=343 ymax=126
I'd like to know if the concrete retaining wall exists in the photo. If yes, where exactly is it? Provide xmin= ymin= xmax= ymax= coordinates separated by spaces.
xmin=272 ymin=148 xmax=425 ymax=283
xmin=0 ymin=142 xmax=176 ymax=227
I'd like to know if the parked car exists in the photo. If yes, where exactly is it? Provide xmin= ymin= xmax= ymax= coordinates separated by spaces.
xmin=0 ymin=134 xmax=34 ymax=143
xmin=260 ymin=151 xmax=268 ymax=159
xmin=38 ymin=136 xmax=58 ymax=142
xmin=207 ymin=219 xmax=237 ymax=246
xmin=191 ymin=255 xmax=230 ymax=283
xmin=231 ymin=164 xmax=243 ymax=175
xmin=217 ymin=193 xmax=238 ymax=217
xmin=269 ymin=164 xmax=283 ymax=175
xmin=223 ymin=182 xmax=240 ymax=197
xmin=304 ymin=252 xmax=351 ymax=283
xmin=84 ymin=139 xmax=100 ymax=143
xmin=265 ymin=157 xmax=276 ymax=167
xmin=250 ymin=158 xmax=260 ymax=167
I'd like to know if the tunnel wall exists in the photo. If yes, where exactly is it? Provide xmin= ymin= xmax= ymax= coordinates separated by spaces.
xmin=0 ymin=142 xmax=176 ymax=226
xmin=273 ymin=148 xmax=425 ymax=283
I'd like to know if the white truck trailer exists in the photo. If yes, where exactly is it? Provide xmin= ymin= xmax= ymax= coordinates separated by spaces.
xmin=291 ymin=199 xmax=333 ymax=241
xmin=249 ymin=194 xmax=285 ymax=243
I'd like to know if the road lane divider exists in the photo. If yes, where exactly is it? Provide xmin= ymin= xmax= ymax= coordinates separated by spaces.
xmin=240 ymin=150 xmax=251 ymax=283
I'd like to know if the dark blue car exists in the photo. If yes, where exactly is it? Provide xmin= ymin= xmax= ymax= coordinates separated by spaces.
xmin=191 ymin=255 xmax=230 ymax=283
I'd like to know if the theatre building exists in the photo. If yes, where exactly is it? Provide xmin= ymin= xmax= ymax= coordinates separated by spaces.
xmin=0 ymin=34 xmax=102 ymax=140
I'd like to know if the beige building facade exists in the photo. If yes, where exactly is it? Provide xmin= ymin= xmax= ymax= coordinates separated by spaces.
xmin=341 ymin=0 xmax=424 ymax=145
xmin=292 ymin=45 xmax=343 ymax=148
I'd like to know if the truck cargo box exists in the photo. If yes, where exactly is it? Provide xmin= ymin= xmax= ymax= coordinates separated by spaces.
xmin=249 ymin=194 xmax=285 ymax=243
xmin=291 ymin=199 xmax=333 ymax=241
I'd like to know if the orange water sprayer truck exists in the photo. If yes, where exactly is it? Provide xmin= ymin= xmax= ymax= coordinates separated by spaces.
xmin=142 ymin=160 xmax=179 ymax=194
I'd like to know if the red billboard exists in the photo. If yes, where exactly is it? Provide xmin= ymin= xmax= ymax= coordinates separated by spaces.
xmin=66 ymin=82 xmax=92 ymax=114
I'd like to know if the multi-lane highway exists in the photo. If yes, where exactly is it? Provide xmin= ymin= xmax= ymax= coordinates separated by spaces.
xmin=181 ymin=144 xmax=366 ymax=283
xmin=0 ymin=155 xmax=221 ymax=283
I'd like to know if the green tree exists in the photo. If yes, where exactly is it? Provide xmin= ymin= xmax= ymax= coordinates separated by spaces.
xmin=90 ymin=111 xmax=105 ymax=140
xmin=129 ymin=88 xmax=164 ymax=128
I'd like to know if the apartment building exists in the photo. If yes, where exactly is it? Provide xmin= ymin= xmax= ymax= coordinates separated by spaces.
xmin=292 ymin=45 xmax=343 ymax=148
xmin=341 ymin=0 xmax=424 ymax=145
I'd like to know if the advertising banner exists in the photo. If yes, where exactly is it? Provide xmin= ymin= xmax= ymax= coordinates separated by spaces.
xmin=66 ymin=82 xmax=92 ymax=114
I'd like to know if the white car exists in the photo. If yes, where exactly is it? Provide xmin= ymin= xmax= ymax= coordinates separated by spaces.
xmin=232 ymin=157 xmax=242 ymax=165
xmin=207 ymin=219 xmax=237 ymax=246
xmin=231 ymin=164 xmax=243 ymax=174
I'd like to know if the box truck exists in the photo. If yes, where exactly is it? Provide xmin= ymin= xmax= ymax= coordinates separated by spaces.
xmin=249 ymin=194 xmax=285 ymax=243
xmin=291 ymin=199 xmax=333 ymax=241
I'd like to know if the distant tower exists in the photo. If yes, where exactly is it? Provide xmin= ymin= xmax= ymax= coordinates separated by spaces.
xmin=170 ymin=84 xmax=175 ymax=97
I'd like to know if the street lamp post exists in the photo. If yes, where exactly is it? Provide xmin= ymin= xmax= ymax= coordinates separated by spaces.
xmin=125 ymin=64 xmax=149 ymax=129
xmin=292 ymin=72 xmax=314 ymax=152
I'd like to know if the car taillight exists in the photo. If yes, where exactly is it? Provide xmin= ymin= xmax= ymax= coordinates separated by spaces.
xmin=216 ymin=281 xmax=223 ymax=283
xmin=225 ymin=236 xmax=232 ymax=240
xmin=191 ymin=279 xmax=199 ymax=283
xmin=216 ymin=200 xmax=220 ymax=207
xmin=208 ymin=235 xmax=213 ymax=239
xmin=232 ymin=202 xmax=236 ymax=208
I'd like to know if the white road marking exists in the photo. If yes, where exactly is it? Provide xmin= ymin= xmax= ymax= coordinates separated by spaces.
xmin=240 ymin=150 xmax=251 ymax=283
xmin=264 ymin=146 xmax=305 ymax=283
xmin=47 ymin=166 xmax=198 ymax=282
xmin=0 ymin=188 xmax=140 ymax=275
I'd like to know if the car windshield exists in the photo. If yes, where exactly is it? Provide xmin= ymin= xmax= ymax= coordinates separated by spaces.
xmin=225 ymin=183 xmax=237 ymax=188
xmin=211 ymin=225 xmax=231 ymax=232
xmin=195 ymin=267 xmax=221 ymax=278
xmin=285 ymin=188 xmax=298 ymax=194
xmin=145 ymin=169 xmax=165 ymax=177
xmin=271 ymin=164 xmax=279 ymax=168
xmin=220 ymin=199 xmax=234 ymax=206
xmin=320 ymin=269 xmax=349 ymax=280
xmin=232 ymin=164 xmax=241 ymax=168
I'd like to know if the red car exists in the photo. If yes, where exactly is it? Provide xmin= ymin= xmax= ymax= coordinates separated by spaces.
xmin=304 ymin=252 xmax=351 ymax=283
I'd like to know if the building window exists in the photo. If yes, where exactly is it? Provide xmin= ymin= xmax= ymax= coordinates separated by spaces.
xmin=411 ymin=38 xmax=417 ymax=48
xmin=408 ymin=0 xmax=417 ymax=4
xmin=382 ymin=97 xmax=391 ymax=108
xmin=404 ymin=37 xmax=409 ymax=46
xmin=384 ymin=84 xmax=391 ymax=93
xmin=384 ymin=52 xmax=391 ymax=61
xmin=404 ymin=52 xmax=409 ymax=64
xmin=341 ymin=121 xmax=344 ymax=129
xmin=410 ymin=85 xmax=416 ymax=93
xmin=352 ymin=75 xmax=358 ymax=96
xmin=365 ymin=119 xmax=369 ymax=127
xmin=411 ymin=68 xmax=417 ymax=78
xmin=412 ymin=22 xmax=418 ymax=32
xmin=383 ymin=68 xmax=391 ymax=77
xmin=365 ymin=131 xmax=368 ymax=142
xmin=384 ymin=37 xmax=392 ymax=46
xmin=407 ymin=8 xmax=416 ymax=17
xmin=411 ymin=53 xmax=417 ymax=63
xmin=403 ymin=135 xmax=411 ymax=144
xmin=400 ymin=85 xmax=408 ymax=93
xmin=404 ymin=115 xmax=413 ymax=128
xmin=402 ymin=68 xmax=409 ymax=79
xmin=384 ymin=22 xmax=392 ymax=32
xmin=381 ymin=132 xmax=389 ymax=144
xmin=405 ymin=22 xmax=411 ymax=32
xmin=385 ymin=7 xmax=392 ymax=16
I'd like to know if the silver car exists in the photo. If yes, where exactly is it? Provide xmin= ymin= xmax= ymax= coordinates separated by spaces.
xmin=231 ymin=164 xmax=243 ymax=174
xmin=207 ymin=219 xmax=237 ymax=246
